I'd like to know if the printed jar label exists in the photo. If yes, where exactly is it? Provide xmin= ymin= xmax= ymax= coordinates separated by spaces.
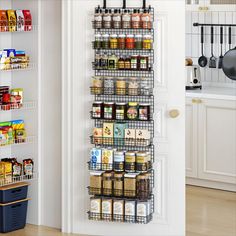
xmin=104 ymin=107 xmax=113 ymax=119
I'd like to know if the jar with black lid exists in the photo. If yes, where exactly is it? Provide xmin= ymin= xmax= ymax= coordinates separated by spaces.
xmin=92 ymin=101 xmax=103 ymax=119
xmin=115 ymin=103 xmax=126 ymax=120
xmin=104 ymin=102 xmax=115 ymax=119
xmin=139 ymin=103 xmax=150 ymax=121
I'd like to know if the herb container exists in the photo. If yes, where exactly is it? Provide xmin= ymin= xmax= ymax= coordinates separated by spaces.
xmin=143 ymin=35 xmax=153 ymax=49
xmin=115 ymin=103 xmax=126 ymax=120
xmin=124 ymin=57 xmax=131 ymax=70
xmin=116 ymin=79 xmax=126 ymax=95
xmin=103 ymin=9 xmax=112 ymax=29
xmin=90 ymin=172 xmax=103 ymax=195
xmin=102 ymin=198 xmax=113 ymax=220
xmin=92 ymin=101 xmax=103 ymax=119
xmin=141 ymin=9 xmax=152 ymax=29
xmin=118 ymin=35 xmax=126 ymax=49
xmin=118 ymin=57 xmax=125 ymax=70
xmin=114 ymin=151 xmax=125 ymax=172
xmin=135 ymin=35 xmax=143 ymax=49
xmin=139 ymin=55 xmax=149 ymax=71
xmin=125 ymin=152 xmax=136 ymax=173
xmin=125 ymin=200 xmax=136 ymax=223
xmin=103 ymin=102 xmax=115 ymax=120
xmin=124 ymin=173 xmax=138 ymax=198
xmin=94 ymin=8 xmax=102 ymax=29
xmin=112 ymin=9 xmax=122 ymax=29
xmin=114 ymin=172 xmax=124 ymax=197
xmin=139 ymin=103 xmax=150 ymax=121
xmin=104 ymin=77 xmax=114 ymax=95
xmin=90 ymin=197 xmax=101 ymax=220
xmin=122 ymin=10 xmax=131 ymax=29
xmin=131 ymin=9 xmax=141 ymax=29
xmin=136 ymin=173 xmax=151 ymax=200
xmin=136 ymin=152 xmax=148 ymax=172
xmin=113 ymin=199 xmax=124 ymax=221
xmin=136 ymin=201 xmax=149 ymax=223
xmin=100 ymin=53 xmax=108 ymax=69
xmin=110 ymin=34 xmax=118 ymax=49
xmin=128 ymin=78 xmax=139 ymax=96
xmin=92 ymin=77 xmax=103 ymax=95
xmin=102 ymin=34 xmax=110 ymax=49
xmin=126 ymin=35 xmax=135 ymax=49
xmin=108 ymin=54 xmax=118 ymax=70
xmin=103 ymin=172 xmax=113 ymax=196
xmin=94 ymin=34 xmax=102 ymax=49
xmin=127 ymin=102 xmax=138 ymax=120
xmin=131 ymin=55 xmax=138 ymax=70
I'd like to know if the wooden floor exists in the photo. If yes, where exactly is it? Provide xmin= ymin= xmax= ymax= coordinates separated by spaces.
xmin=4 ymin=186 xmax=236 ymax=236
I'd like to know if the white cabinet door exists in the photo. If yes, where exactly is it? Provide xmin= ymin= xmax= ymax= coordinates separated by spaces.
xmin=186 ymin=98 xmax=198 ymax=178
xmin=198 ymin=98 xmax=236 ymax=184
xmin=62 ymin=0 xmax=185 ymax=235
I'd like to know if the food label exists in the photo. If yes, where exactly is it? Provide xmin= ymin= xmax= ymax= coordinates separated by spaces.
xmin=24 ymin=163 xmax=33 ymax=175
xmin=94 ymin=15 xmax=102 ymax=22
xmin=102 ymin=149 xmax=113 ymax=164
xmin=125 ymin=201 xmax=135 ymax=216
xmin=113 ymin=201 xmax=124 ymax=215
xmin=91 ymin=198 xmax=101 ymax=213
xmin=137 ymin=203 xmax=148 ymax=217
xmin=102 ymin=200 xmax=112 ymax=214
xmin=139 ymin=108 xmax=148 ymax=120
xmin=90 ymin=148 xmax=102 ymax=166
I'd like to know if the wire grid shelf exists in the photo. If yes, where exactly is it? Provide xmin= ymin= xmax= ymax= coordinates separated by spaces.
xmin=0 ymin=136 xmax=36 ymax=148
xmin=0 ymin=25 xmax=38 ymax=33
xmin=0 ymin=63 xmax=36 ymax=72
xmin=0 ymin=101 xmax=37 ymax=112
xmin=0 ymin=173 xmax=37 ymax=188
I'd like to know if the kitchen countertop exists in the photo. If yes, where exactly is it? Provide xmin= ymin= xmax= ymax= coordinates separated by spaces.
xmin=186 ymin=86 xmax=236 ymax=101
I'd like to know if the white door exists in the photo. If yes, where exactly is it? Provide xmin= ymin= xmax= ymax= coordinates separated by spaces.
xmin=62 ymin=0 xmax=186 ymax=235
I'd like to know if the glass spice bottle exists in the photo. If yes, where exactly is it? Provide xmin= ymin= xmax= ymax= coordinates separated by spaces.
xmin=128 ymin=78 xmax=139 ymax=96
xmin=109 ymin=34 xmax=118 ymax=49
xmin=125 ymin=151 xmax=136 ymax=172
xmin=103 ymin=172 xmax=113 ymax=196
xmin=115 ymin=103 xmax=126 ymax=120
xmin=143 ymin=35 xmax=153 ymax=49
xmin=102 ymin=34 xmax=110 ymax=49
xmin=131 ymin=9 xmax=141 ymax=29
xmin=127 ymin=102 xmax=139 ymax=120
xmin=94 ymin=34 xmax=102 ymax=49
xmin=135 ymin=35 xmax=143 ymax=50
xmin=130 ymin=55 xmax=138 ymax=71
xmin=108 ymin=54 xmax=118 ymax=70
xmin=113 ymin=172 xmax=124 ymax=197
xmin=126 ymin=35 xmax=135 ymax=49
xmin=94 ymin=7 xmax=102 ymax=29
xmin=118 ymin=57 xmax=125 ymax=70
xmin=124 ymin=173 xmax=138 ymax=198
xmin=100 ymin=53 xmax=108 ymax=70
xmin=124 ymin=57 xmax=131 ymax=70
xmin=139 ymin=55 xmax=149 ymax=71
xmin=122 ymin=9 xmax=131 ymax=29
xmin=118 ymin=34 xmax=126 ymax=49
xmin=112 ymin=9 xmax=122 ymax=29
xmin=141 ymin=8 xmax=152 ymax=29
xmin=103 ymin=9 xmax=112 ymax=29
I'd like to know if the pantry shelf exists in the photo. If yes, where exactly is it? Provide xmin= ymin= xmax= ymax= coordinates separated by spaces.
xmin=0 ymin=136 xmax=36 ymax=149
xmin=0 ymin=173 xmax=37 ymax=188
xmin=0 ymin=101 xmax=37 ymax=112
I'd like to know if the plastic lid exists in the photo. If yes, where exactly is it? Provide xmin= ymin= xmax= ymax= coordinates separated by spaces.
xmin=139 ymin=103 xmax=150 ymax=106
xmin=135 ymin=35 xmax=143 ymax=38
xmin=110 ymin=34 xmax=118 ymax=38
xmin=128 ymin=102 xmax=138 ymax=106
xmin=116 ymin=102 xmax=126 ymax=105
xmin=126 ymin=152 xmax=136 ymax=156
xmin=102 ymin=34 xmax=109 ymax=38
xmin=119 ymin=34 xmax=126 ymax=38
xmin=127 ymin=34 xmax=134 ymax=38
xmin=143 ymin=35 xmax=152 ymax=39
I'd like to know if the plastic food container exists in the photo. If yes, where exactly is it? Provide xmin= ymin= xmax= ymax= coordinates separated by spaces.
xmin=0 ymin=182 xmax=29 ymax=204
xmin=0 ymin=198 xmax=30 ymax=233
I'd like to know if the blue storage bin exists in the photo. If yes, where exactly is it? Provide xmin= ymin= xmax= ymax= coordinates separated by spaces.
xmin=0 ymin=198 xmax=29 ymax=233
xmin=0 ymin=183 xmax=29 ymax=204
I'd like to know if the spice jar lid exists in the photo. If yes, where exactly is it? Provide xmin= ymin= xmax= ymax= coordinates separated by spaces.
xmin=110 ymin=34 xmax=118 ymax=38
xmin=114 ymin=150 xmax=124 ymax=155
xmin=127 ymin=34 xmax=134 ymax=38
xmin=137 ymin=152 xmax=147 ymax=156
xmin=126 ymin=151 xmax=136 ymax=156
xmin=93 ymin=101 xmax=103 ymax=104
xmin=116 ymin=102 xmax=126 ymax=106
xmin=95 ymin=34 xmax=102 ymax=38
xmin=128 ymin=102 xmax=138 ymax=106
xmin=102 ymin=34 xmax=109 ymax=38
xmin=139 ymin=103 xmax=150 ymax=106
xmin=135 ymin=35 xmax=142 ymax=38
xmin=143 ymin=35 xmax=152 ymax=39
xmin=119 ymin=34 xmax=126 ymax=38
xmin=104 ymin=102 xmax=115 ymax=105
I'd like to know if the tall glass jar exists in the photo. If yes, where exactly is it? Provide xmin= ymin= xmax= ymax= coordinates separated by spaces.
xmin=109 ymin=34 xmax=118 ymax=49
xmin=102 ymin=34 xmax=109 ymax=49
xmin=135 ymin=35 xmax=143 ymax=50
xmin=118 ymin=34 xmax=126 ymax=49
xmin=112 ymin=9 xmax=122 ymax=29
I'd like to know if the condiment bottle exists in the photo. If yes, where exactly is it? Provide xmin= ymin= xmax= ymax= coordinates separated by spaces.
xmin=109 ymin=34 xmax=118 ymax=49
xmin=103 ymin=172 xmax=113 ymax=196
xmin=118 ymin=34 xmax=126 ymax=49
xmin=131 ymin=9 xmax=141 ymax=29
xmin=122 ymin=9 xmax=131 ymax=29
xmin=112 ymin=9 xmax=121 ymax=29
xmin=141 ymin=8 xmax=151 ymax=29
xmin=126 ymin=35 xmax=135 ymax=49
xmin=108 ymin=54 xmax=118 ymax=70
xmin=94 ymin=7 xmax=102 ymax=29
xmin=103 ymin=9 xmax=112 ymax=29
xmin=116 ymin=78 xmax=126 ymax=95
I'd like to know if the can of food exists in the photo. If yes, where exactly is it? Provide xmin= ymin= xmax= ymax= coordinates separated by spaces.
xmin=114 ymin=151 xmax=125 ymax=171
xmin=125 ymin=152 xmax=136 ymax=172
xmin=92 ymin=101 xmax=103 ymax=119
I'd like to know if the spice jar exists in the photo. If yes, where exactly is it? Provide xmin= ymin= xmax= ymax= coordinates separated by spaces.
xmin=115 ymin=103 xmax=126 ymax=120
xmin=118 ymin=57 xmax=125 ymax=70
xmin=116 ymin=78 xmax=126 ymax=95
xmin=102 ymin=198 xmax=113 ymax=220
xmin=122 ymin=10 xmax=131 ymax=29
xmin=103 ymin=9 xmax=112 ymax=29
xmin=128 ymin=78 xmax=139 ymax=96
xmin=125 ymin=200 xmax=136 ymax=223
xmin=143 ymin=35 xmax=153 ymax=49
xmin=104 ymin=102 xmax=115 ymax=119
xmin=118 ymin=34 xmax=126 ymax=49
xmin=136 ymin=152 xmax=148 ymax=172
xmin=135 ymin=35 xmax=143 ymax=50
xmin=90 ymin=197 xmax=102 ymax=220
xmin=131 ymin=9 xmax=141 ymax=29
xmin=110 ymin=34 xmax=118 ymax=49
xmin=100 ymin=53 xmax=108 ymax=69
xmin=131 ymin=55 xmax=138 ymax=70
xmin=108 ymin=54 xmax=118 ymax=70
xmin=90 ymin=172 xmax=103 ymax=195
xmin=104 ymin=77 xmax=114 ymax=95
xmin=124 ymin=57 xmax=131 ymax=70
xmin=112 ymin=9 xmax=122 ymax=29
xmin=136 ymin=173 xmax=150 ymax=200
xmin=103 ymin=172 xmax=113 ymax=196
xmin=141 ymin=9 xmax=152 ymax=29
xmin=124 ymin=173 xmax=138 ymax=197
xmin=113 ymin=200 xmax=124 ymax=221
xmin=92 ymin=101 xmax=103 ymax=119
xmin=127 ymin=102 xmax=138 ymax=120
xmin=114 ymin=151 xmax=125 ymax=171
xmin=94 ymin=34 xmax=102 ymax=49
xmin=94 ymin=53 xmax=101 ymax=69
xmin=114 ymin=172 xmax=124 ymax=196
xmin=139 ymin=55 xmax=149 ymax=71
xmin=94 ymin=8 xmax=102 ymax=29
xmin=126 ymin=35 xmax=135 ymax=49
xmin=139 ymin=103 xmax=150 ymax=121
xmin=92 ymin=76 xmax=103 ymax=95
xmin=125 ymin=152 xmax=136 ymax=172
xmin=102 ymin=34 xmax=109 ymax=49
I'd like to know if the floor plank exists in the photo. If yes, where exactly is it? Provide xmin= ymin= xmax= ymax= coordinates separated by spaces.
xmin=3 ymin=186 xmax=236 ymax=236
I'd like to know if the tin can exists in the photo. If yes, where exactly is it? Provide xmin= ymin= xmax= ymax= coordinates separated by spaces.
xmin=114 ymin=151 xmax=125 ymax=171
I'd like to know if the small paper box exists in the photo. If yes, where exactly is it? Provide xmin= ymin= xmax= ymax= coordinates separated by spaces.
xmin=103 ymin=122 xmax=114 ymax=145
xmin=102 ymin=148 xmax=113 ymax=171
xmin=136 ymin=129 xmax=150 ymax=146
xmin=114 ymin=123 xmax=128 ymax=146
xmin=125 ymin=129 xmax=136 ymax=146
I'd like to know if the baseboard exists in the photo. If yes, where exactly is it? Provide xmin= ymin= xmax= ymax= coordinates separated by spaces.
xmin=186 ymin=177 xmax=236 ymax=192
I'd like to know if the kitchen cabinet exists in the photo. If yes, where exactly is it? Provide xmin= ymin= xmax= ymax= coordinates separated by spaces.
xmin=186 ymin=96 xmax=236 ymax=190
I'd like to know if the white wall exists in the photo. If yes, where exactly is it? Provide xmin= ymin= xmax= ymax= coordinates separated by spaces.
xmin=40 ymin=0 xmax=62 ymax=229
